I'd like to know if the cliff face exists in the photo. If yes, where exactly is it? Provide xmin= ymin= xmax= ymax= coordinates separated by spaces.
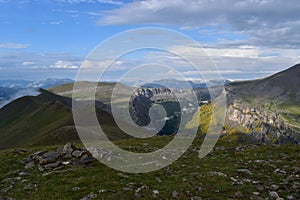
xmin=226 ymin=100 xmax=300 ymax=144
xmin=223 ymin=64 xmax=300 ymax=144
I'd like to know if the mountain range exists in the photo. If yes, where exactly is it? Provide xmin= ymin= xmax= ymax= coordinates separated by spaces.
xmin=0 ymin=64 xmax=299 ymax=149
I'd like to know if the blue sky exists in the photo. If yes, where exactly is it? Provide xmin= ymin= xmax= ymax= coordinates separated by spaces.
xmin=1 ymin=0 xmax=300 ymax=81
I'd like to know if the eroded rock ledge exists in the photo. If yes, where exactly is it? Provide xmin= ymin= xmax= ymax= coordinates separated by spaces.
xmin=226 ymin=101 xmax=300 ymax=144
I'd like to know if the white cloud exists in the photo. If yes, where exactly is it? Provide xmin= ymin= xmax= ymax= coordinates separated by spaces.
xmin=22 ymin=61 xmax=36 ymax=65
xmin=182 ymin=70 xmax=243 ymax=76
xmin=50 ymin=60 xmax=79 ymax=69
xmin=0 ymin=43 xmax=29 ymax=49
xmin=139 ymin=45 xmax=300 ymax=80
xmin=98 ymin=0 xmax=300 ymax=49
xmin=49 ymin=20 xmax=64 ymax=25
xmin=168 ymin=45 xmax=260 ymax=59
xmin=55 ymin=0 xmax=123 ymax=5
xmin=167 ymin=69 xmax=177 ymax=75
xmin=81 ymin=59 xmax=125 ymax=71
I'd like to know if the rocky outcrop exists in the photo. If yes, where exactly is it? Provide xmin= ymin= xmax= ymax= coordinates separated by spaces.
xmin=226 ymin=101 xmax=300 ymax=144
xmin=22 ymin=143 xmax=97 ymax=173
xmin=223 ymin=64 xmax=300 ymax=144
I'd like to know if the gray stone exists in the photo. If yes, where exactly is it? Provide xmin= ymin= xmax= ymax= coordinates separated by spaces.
xmin=81 ymin=192 xmax=97 ymax=200
xmin=172 ymin=190 xmax=179 ymax=198
xmin=270 ymin=184 xmax=280 ymax=191
xmin=38 ymin=165 xmax=45 ymax=172
xmin=21 ymin=179 xmax=28 ymax=184
xmin=242 ymin=178 xmax=251 ymax=183
xmin=39 ymin=151 xmax=60 ymax=165
xmin=98 ymin=189 xmax=107 ymax=194
xmin=1 ymin=177 xmax=21 ymax=185
xmin=209 ymin=171 xmax=227 ymax=177
xmin=76 ymin=157 xmax=96 ymax=165
xmin=155 ymin=177 xmax=162 ymax=183
xmin=63 ymin=143 xmax=75 ymax=154
xmin=153 ymin=190 xmax=159 ymax=194
xmin=274 ymin=168 xmax=287 ymax=174
xmin=72 ymin=187 xmax=80 ymax=191
xmin=23 ymin=183 xmax=38 ymax=191
xmin=72 ymin=150 xmax=83 ymax=158
xmin=6 ymin=170 xmax=21 ymax=176
xmin=56 ymin=146 xmax=64 ymax=154
xmin=30 ymin=151 xmax=47 ymax=161
xmin=230 ymin=177 xmax=238 ymax=182
xmin=235 ymin=191 xmax=243 ymax=198
xmin=256 ymin=185 xmax=265 ymax=192
xmin=1 ymin=185 xmax=13 ymax=193
xmin=53 ymin=166 xmax=64 ymax=171
xmin=237 ymin=168 xmax=252 ymax=175
xmin=42 ymin=171 xmax=54 ymax=177
xmin=269 ymin=191 xmax=280 ymax=199
xmin=18 ymin=172 xmax=30 ymax=176
xmin=117 ymin=173 xmax=129 ymax=178
xmin=62 ymin=161 xmax=71 ymax=165
xmin=44 ymin=161 xmax=61 ymax=170
xmin=25 ymin=161 xmax=35 ymax=169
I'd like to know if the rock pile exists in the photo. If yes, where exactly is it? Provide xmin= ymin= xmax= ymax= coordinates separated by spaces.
xmin=22 ymin=143 xmax=96 ymax=172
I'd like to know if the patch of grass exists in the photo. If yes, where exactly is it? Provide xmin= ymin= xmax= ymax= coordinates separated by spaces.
xmin=0 ymin=138 xmax=299 ymax=199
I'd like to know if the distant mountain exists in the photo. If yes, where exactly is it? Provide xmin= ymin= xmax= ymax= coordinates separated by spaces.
xmin=0 ymin=78 xmax=73 ymax=108
xmin=49 ymin=81 xmax=118 ymax=105
xmin=141 ymin=79 xmax=230 ymax=89
xmin=0 ymin=88 xmax=40 ymax=109
xmin=0 ymin=78 xmax=73 ymax=89
xmin=0 ymin=65 xmax=299 ymax=149
xmin=0 ymin=87 xmax=17 ymax=100
xmin=31 ymin=78 xmax=74 ymax=89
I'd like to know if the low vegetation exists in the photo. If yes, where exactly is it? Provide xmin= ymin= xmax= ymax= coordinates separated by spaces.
xmin=0 ymin=138 xmax=299 ymax=199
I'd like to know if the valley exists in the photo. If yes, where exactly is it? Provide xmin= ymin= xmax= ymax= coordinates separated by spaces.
xmin=0 ymin=64 xmax=299 ymax=199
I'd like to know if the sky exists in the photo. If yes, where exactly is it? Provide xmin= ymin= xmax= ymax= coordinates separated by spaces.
xmin=1 ymin=0 xmax=300 ymax=81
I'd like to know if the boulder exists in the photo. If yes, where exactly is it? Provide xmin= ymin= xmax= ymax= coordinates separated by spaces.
xmin=72 ymin=150 xmax=83 ymax=158
xmin=39 ymin=151 xmax=60 ymax=165
xmin=44 ymin=161 xmax=61 ymax=170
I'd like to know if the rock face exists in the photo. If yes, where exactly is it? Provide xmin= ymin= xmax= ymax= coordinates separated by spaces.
xmin=226 ymin=100 xmax=300 ymax=144
xmin=22 ymin=143 xmax=96 ymax=172
xmin=128 ymin=87 xmax=191 ymax=135
xmin=223 ymin=64 xmax=300 ymax=144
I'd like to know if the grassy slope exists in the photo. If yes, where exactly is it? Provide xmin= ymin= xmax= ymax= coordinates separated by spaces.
xmin=0 ymin=90 xmax=131 ymax=150
xmin=49 ymin=81 xmax=130 ymax=105
xmin=0 ymin=138 xmax=299 ymax=199
xmin=0 ymin=96 xmax=75 ymax=149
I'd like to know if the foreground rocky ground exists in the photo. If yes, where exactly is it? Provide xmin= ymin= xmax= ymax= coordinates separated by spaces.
xmin=0 ymin=138 xmax=299 ymax=200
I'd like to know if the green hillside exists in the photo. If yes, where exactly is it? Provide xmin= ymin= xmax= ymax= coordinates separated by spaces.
xmin=0 ymin=90 xmax=130 ymax=150
xmin=49 ymin=81 xmax=131 ymax=105
xmin=0 ymin=93 xmax=74 ymax=149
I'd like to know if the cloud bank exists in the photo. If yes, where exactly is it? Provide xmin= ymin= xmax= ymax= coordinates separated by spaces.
xmin=98 ymin=0 xmax=300 ymax=49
